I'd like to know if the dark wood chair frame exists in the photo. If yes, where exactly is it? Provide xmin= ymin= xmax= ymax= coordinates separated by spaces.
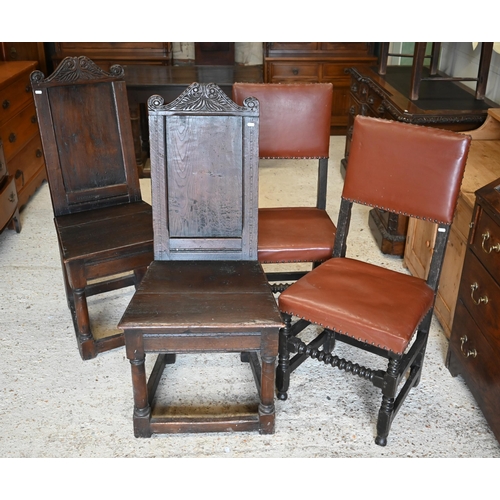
xmin=119 ymin=83 xmax=283 ymax=437
xmin=31 ymin=56 xmax=153 ymax=360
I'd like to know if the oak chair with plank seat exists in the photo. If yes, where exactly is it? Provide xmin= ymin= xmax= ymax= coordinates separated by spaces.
xmin=118 ymin=83 xmax=283 ymax=437
xmin=232 ymin=83 xmax=335 ymax=292
xmin=31 ymin=56 xmax=154 ymax=360
xmin=276 ymin=115 xmax=471 ymax=445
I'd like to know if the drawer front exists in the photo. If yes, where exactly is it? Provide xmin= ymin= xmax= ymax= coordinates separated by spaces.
xmin=0 ymin=71 xmax=32 ymax=125
xmin=268 ymin=62 xmax=320 ymax=80
xmin=0 ymin=102 xmax=39 ymax=160
xmin=449 ymin=302 xmax=500 ymax=437
xmin=8 ymin=134 xmax=45 ymax=194
xmin=471 ymin=207 xmax=500 ymax=277
xmin=0 ymin=175 xmax=18 ymax=228
xmin=323 ymin=63 xmax=350 ymax=80
xmin=459 ymin=249 xmax=500 ymax=343
xmin=0 ymin=140 xmax=7 ymax=179
xmin=453 ymin=195 xmax=474 ymax=241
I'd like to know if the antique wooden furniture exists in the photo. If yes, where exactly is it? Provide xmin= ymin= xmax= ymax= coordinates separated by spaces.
xmin=232 ymin=82 xmax=336 ymax=291
xmin=447 ymin=177 xmax=500 ymax=444
xmin=0 ymin=60 xmax=46 ymax=210
xmin=195 ymin=43 xmax=234 ymax=64
xmin=118 ymin=83 xmax=283 ymax=437
xmin=377 ymin=42 xmax=494 ymax=101
xmin=342 ymin=64 xmax=497 ymax=256
xmin=31 ymin=56 xmax=154 ymax=360
xmin=0 ymin=139 xmax=20 ymax=233
xmin=404 ymin=109 xmax=500 ymax=337
xmin=263 ymin=42 xmax=376 ymax=134
xmin=1 ymin=42 xmax=47 ymax=75
xmin=51 ymin=42 xmax=173 ymax=69
xmin=276 ymin=115 xmax=470 ymax=445
xmin=125 ymin=64 xmax=263 ymax=176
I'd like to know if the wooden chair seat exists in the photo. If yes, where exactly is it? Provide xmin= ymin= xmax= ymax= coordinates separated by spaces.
xmin=258 ymin=207 xmax=335 ymax=263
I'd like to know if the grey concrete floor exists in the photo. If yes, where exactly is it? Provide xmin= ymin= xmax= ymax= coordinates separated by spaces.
xmin=1 ymin=137 xmax=499 ymax=460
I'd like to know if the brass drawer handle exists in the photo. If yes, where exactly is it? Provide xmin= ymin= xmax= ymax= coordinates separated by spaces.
xmin=481 ymin=231 xmax=500 ymax=253
xmin=292 ymin=68 xmax=299 ymax=75
xmin=470 ymin=282 xmax=488 ymax=305
xmin=460 ymin=335 xmax=477 ymax=358
xmin=2 ymin=99 xmax=10 ymax=109
xmin=9 ymin=133 xmax=16 ymax=143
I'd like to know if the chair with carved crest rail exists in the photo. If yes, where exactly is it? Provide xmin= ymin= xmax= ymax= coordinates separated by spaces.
xmin=276 ymin=115 xmax=471 ymax=445
xmin=31 ymin=56 xmax=154 ymax=360
xmin=232 ymin=83 xmax=335 ymax=293
xmin=118 ymin=83 xmax=283 ymax=437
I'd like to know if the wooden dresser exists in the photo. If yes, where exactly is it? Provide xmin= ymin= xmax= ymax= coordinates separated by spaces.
xmin=0 ymin=138 xmax=20 ymax=233
xmin=0 ymin=61 xmax=46 ymax=210
xmin=343 ymin=65 xmax=497 ymax=256
xmin=52 ymin=42 xmax=172 ymax=69
xmin=264 ymin=43 xmax=376 ymax=134
xmin=446 ymin=176 xmax=500 ymax=443
xmin=404 ymin=109 xmax=500 ymax=338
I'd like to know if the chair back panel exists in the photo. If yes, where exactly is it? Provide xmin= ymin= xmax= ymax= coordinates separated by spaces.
xmin=31 ymin=57 xmax=141 ymax=216
xmin=232 ymin=83 xmax=332 ymax=159
xmin=344 ymin=115 xmax=471 ymax=224
xmin=148 ymin=83 xmax=259 ymax=261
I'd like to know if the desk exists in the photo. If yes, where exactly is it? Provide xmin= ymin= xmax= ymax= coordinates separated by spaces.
xmin=124 ymin=64 xmax=263 ymax=176
xmin=342 ymin=65 xmax=498 ymax=256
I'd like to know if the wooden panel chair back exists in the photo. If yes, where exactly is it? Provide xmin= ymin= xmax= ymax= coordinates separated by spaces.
xmin=148 ymin=83 xmax=259 ymax=261
xmin=31 ymin=56 xmax=141 ymax=216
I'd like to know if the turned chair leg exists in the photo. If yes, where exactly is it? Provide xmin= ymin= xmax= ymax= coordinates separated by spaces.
xmin=276 ymin=313 xmax=292 ymax=400
xmin=375 ymin=357 xmax=400 ymax=446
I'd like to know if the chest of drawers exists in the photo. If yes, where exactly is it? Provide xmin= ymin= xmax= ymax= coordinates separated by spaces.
xmin=447 ymin=177 xmax=500 ymax=443
xmin=0 ymin=61 xmax=46 ymax=209
xmin=0 ymin=138 xmax=20 ymax=233
xmin=264 ymin=43 xmax=376 ymax=135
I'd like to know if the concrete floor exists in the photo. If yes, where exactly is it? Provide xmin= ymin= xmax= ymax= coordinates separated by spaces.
xmin=1 ymin=136 xmax=499 ymax=459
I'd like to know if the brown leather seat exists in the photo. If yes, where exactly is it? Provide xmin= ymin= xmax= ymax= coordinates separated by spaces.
xmin=232 ymin=83 xmax=335 ymax=290
xmin=277 ymin=115 xmax=471 ymax=446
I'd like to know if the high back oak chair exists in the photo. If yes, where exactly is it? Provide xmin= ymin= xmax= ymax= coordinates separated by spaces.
xmin=31 ymin=56 xmax=154 ymax=360
xmin=276 ymin=115 xmax=471 ymax=445
xmin=118 ymin=83 xmax=283 ymax=437
xmin=232 ymin=83 xmax=335 ymax=292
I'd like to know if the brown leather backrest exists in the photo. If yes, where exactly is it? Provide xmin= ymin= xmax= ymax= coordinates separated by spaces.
xmin=232 ymin=83 xmax=332 ymax=159
xmin=343 ymin=115 xmax=471 ymax=224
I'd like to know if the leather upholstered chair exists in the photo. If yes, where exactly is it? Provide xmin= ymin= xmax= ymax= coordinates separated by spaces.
xmin=118 ymin=83 xmax=283 ymax=437
xmin=31 ymin=56 xmax=154 ymax=360
xmin=276 ymin=115 xmax=471 ymax=445
xmin=232 ymin=83 xmax=335 ymax=292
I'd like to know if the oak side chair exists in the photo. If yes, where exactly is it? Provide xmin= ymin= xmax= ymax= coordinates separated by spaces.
xmin=118 ymin=83 xmax=283 ymax=437
xmin=276 ymin=115 xmax=471 ymax=445
xmin=31 ymin=56 xmax=154 ymax=360
xmin=232 ymin=83 xmax=336 ymax=292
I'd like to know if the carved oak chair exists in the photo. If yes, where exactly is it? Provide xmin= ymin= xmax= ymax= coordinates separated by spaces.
xmin=31 ymin=56 xmax=154 ymax=360
xmin=118 ymin=83 xmax=283 ymax=437
xmin=232 ymin=83 xmax=335 ymax=292
xmin=276 ymin=115 xmax=471 ymax=445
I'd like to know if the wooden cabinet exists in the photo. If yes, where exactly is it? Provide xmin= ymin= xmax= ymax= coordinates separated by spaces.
xmin=264 ymin=43 xmax=376 ymax=135
xmin=1 ymin=42 xmax=47 ymax=74
xmin=0 ymin=139 xmax=20 ymax=233
xmin=446 ymin=177 xmax=500 ymax=444
xmin=404 ymin=109 xmax=500 ymax=337
xmin=52 ymin=42 xmax=172 ymax=70
xmin=343 ymin=65 xmax=497 ymax=256
xmin=0 ymin=61 xmax=46 ymax=210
